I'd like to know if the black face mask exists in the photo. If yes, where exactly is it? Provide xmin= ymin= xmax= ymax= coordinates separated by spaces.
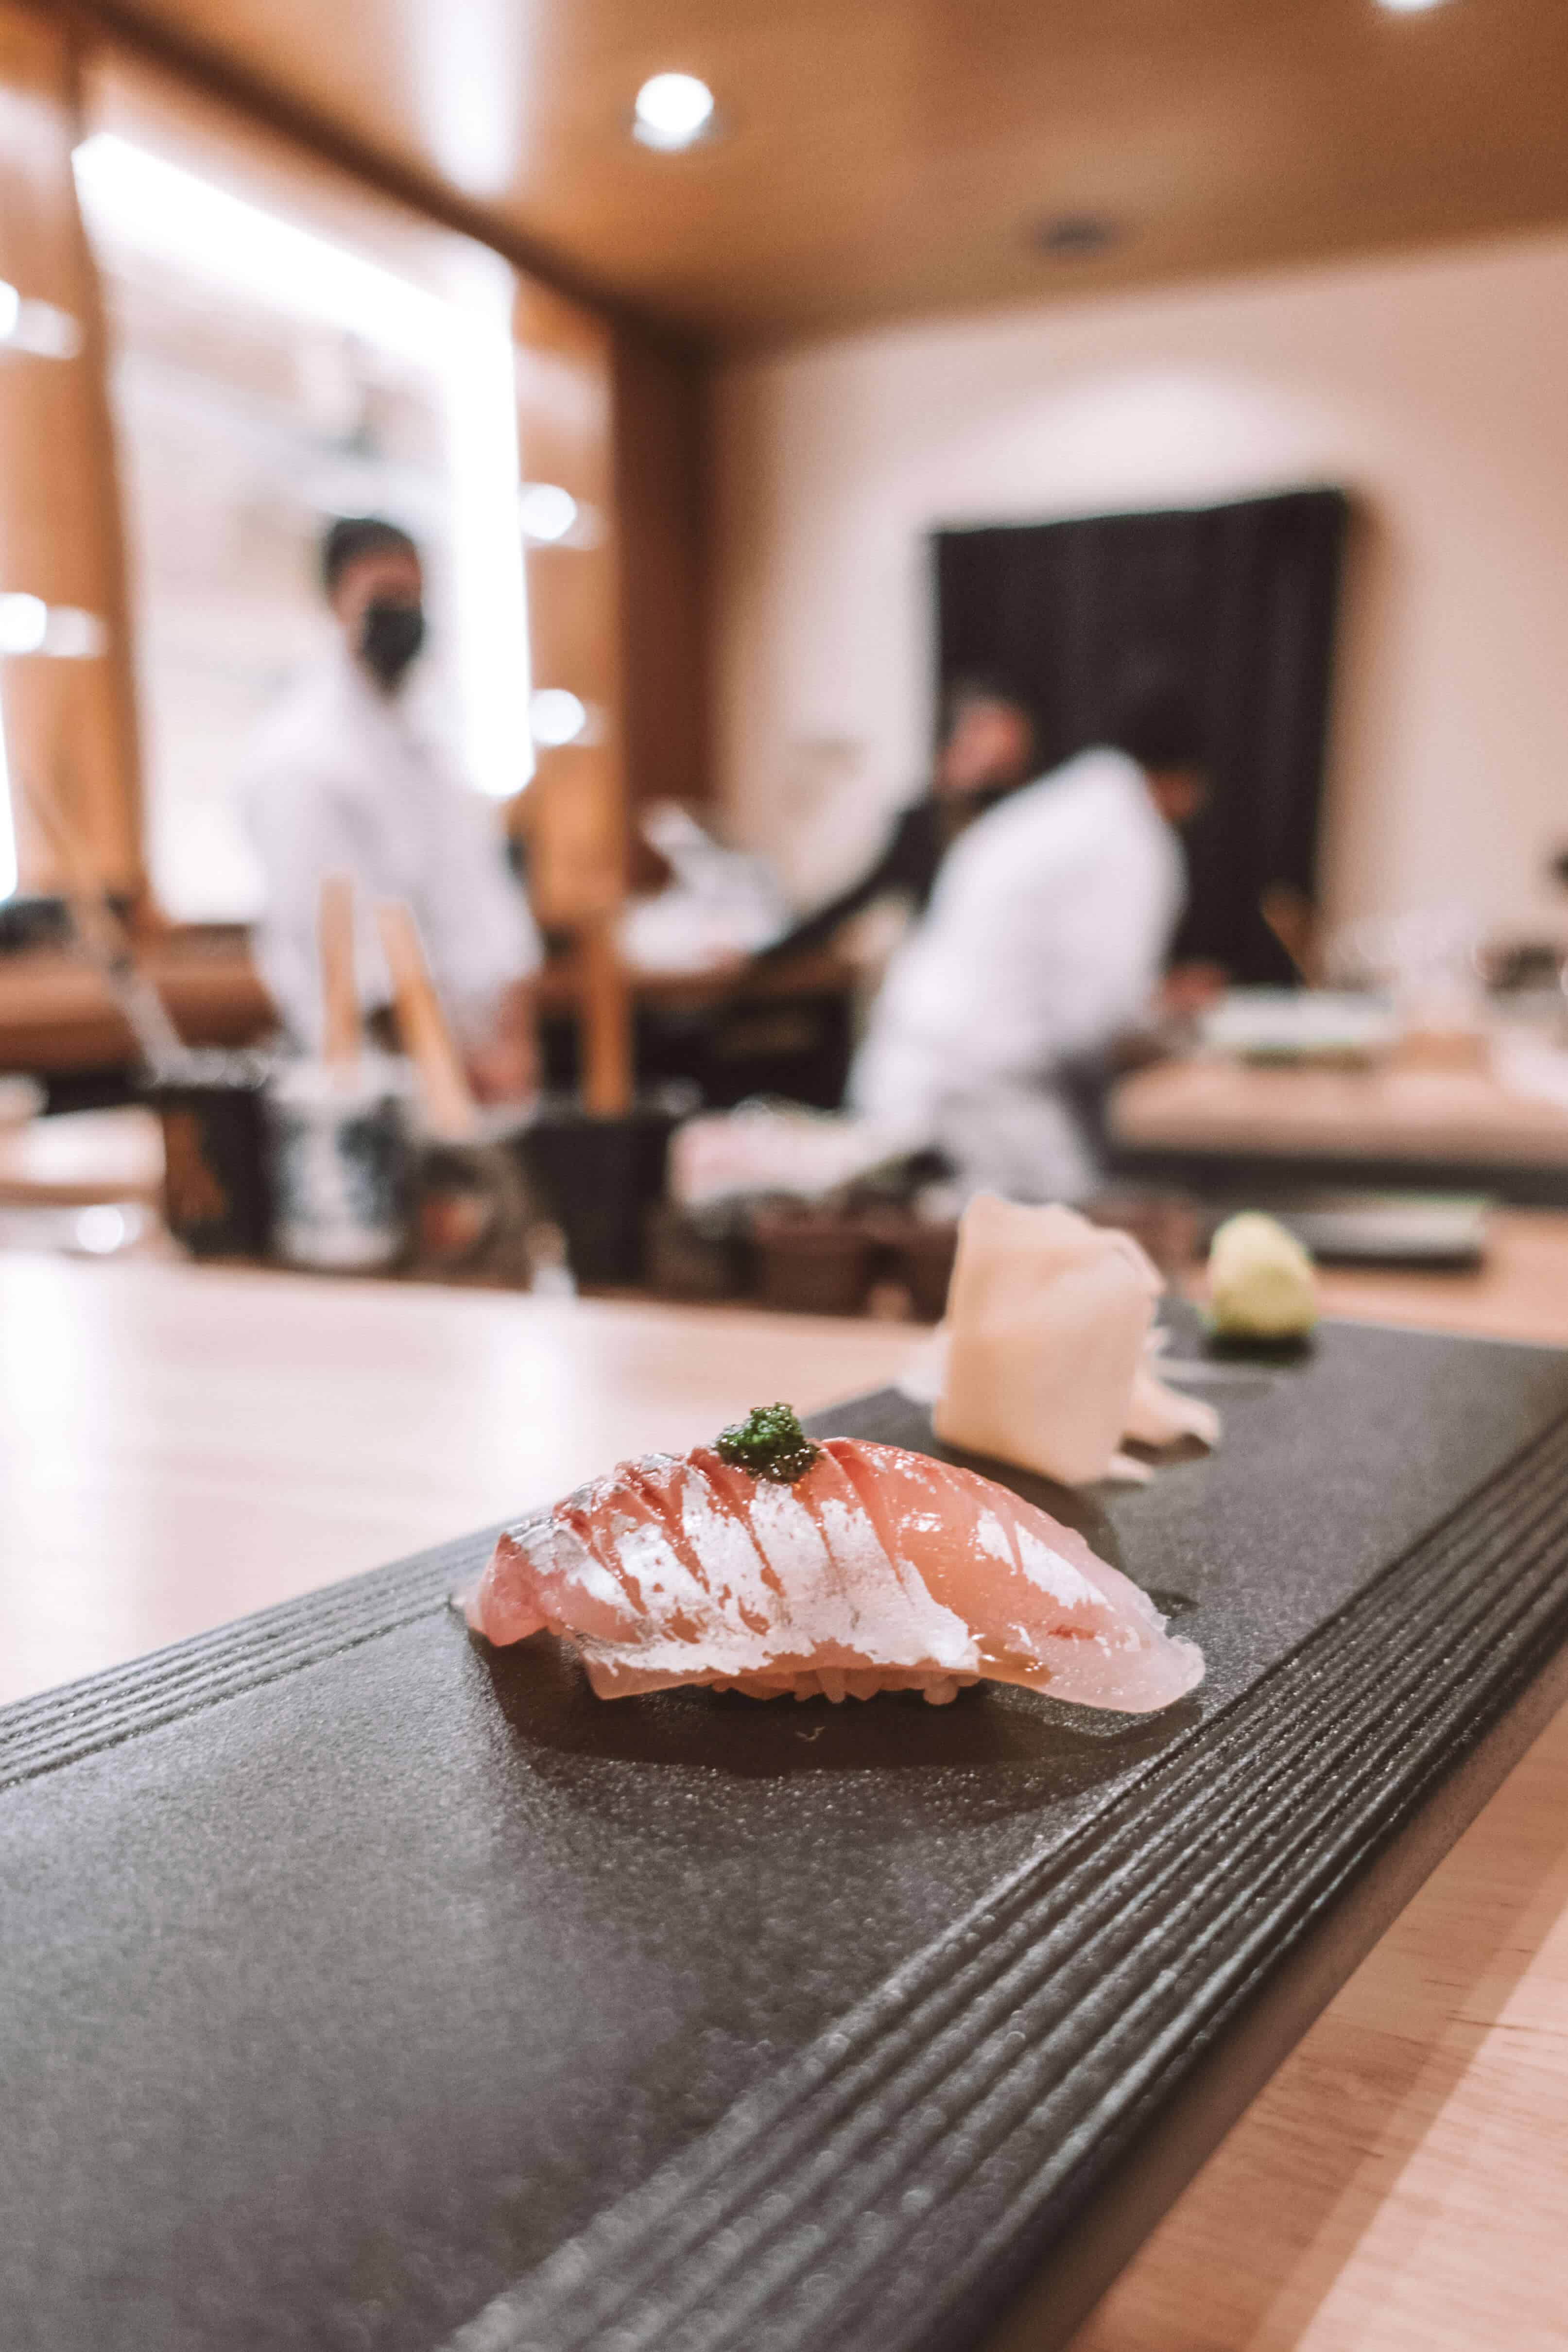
xmin=359 ymin=599 xmax=425 ymax=690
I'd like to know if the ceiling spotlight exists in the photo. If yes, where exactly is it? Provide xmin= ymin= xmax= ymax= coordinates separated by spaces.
xmin=632 ymin=72 xmax=717 ymax=151
xmin=1033 ymin=214 xmax=1122 ymax=260
xmin=1376 ymin=0 xmax=1453 ymax=11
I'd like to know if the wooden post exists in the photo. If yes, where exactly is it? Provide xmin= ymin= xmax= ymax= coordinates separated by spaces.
xmin=580 ymin=912 xmax=632 ymax=1118
xmin=514 ymin=277 xmax=633 ymax=1120
xmin=0 ymin=1 xmax=144 ymax=902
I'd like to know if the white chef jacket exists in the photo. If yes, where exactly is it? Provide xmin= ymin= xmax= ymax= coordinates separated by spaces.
xmin=240 ymin=648 xmax=540 ymax=1051
xmin=850 ymin=747 xmax=1184 ymax=1201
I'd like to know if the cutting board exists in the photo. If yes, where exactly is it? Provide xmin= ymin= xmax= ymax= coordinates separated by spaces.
xmin=6 ymin=1320 xmax=1568 ymax=2352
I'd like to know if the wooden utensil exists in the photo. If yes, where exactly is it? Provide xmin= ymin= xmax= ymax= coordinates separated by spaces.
xmin=374 ymin=899 xmax=548 ymax=1282
xmin=374 ymin=899 xmax=480 ymax=1143
xmin=316 ymin=872 xmax=361 ymax=1073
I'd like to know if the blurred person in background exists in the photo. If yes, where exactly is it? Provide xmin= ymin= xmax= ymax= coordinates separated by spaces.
xmin=754 ymin=675 xmax=1039 ymax=965
xmin=850 ymin=678 xmax=1210 ymax=1201
xmin=242 ymin=517 xmax=541 ymax=1102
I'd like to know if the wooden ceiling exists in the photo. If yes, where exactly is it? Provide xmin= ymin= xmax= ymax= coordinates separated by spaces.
xmin=86 ymin=0 xmax=1568 ymax=348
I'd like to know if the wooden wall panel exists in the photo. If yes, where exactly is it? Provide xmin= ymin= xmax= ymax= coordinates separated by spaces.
xmin=513 ymin=275 xmax=626 ymax=929
xmin=613 ymin=322 xmax=708 ymax=818
xmin=0 ymin=0 xmax=142 ymax=897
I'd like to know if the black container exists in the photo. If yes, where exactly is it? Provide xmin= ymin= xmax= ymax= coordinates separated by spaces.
xmin=861 ymin=1209 xmax=961 ymax=1322
xmin=513 ymin=1088 xmax=691 ymax=1285
xmin=748 ymin=1203 xmax=874 ymax=1316
xmin=642 ymin=1199 xmax=747 ymax=1302
xmin=0 ymin=893 xmax=70 ymax=955
xmin=144 ymin=1054 xmax=273 ymax=1259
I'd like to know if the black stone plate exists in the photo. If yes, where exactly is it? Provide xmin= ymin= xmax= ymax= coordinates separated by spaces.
xmin=6 ymin=1321 xmax=1568 ymax=2352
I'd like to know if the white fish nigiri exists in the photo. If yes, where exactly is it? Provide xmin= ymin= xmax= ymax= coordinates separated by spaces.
xmin=465 ymin=1408 xmax=1202 ymax=1713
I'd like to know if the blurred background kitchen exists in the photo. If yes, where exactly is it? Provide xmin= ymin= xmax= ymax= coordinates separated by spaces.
xmin=5 ymin=0 xmax=1568 ymax=1319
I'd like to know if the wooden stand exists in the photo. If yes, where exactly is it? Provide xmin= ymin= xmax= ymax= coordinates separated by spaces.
xmin=579 ymin=913 xmax=633 ymax=1119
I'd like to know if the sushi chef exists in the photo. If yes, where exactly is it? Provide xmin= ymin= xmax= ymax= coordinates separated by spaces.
xmin=849 ymin=680 xmax=1209 ymax=1201
xmin=242 ymin=517 xmax=541 ymax=1102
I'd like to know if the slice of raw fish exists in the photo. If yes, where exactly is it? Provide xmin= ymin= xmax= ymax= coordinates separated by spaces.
xmin=465 ymin=1436 xmax=1202 ymax=1713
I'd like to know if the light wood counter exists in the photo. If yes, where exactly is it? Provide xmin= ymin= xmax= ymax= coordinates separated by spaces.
xmin=1085 ymin=1219 xmax=1568 ymax=2352
xmin=2 ymin=1244 xmax=1568 ymax=2352
xmin=0 ymin=1257 xmax=919 ymax=1706
xmin=1112 ymin=1052 xmax=1568 ymax=1171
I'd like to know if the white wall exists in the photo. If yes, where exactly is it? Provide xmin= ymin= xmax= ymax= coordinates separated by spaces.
xmin=714 ymin=230 xmax=1568 ymax=937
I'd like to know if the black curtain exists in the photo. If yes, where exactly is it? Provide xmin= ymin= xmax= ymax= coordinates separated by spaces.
xmin=932 ymin=487 xmax=1350 ymax=985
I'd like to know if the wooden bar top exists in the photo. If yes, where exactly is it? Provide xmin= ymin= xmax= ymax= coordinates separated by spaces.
xmin=0 ymin=940 xmax=274 ymax=1070
xmin=0 ymin=940 xmax=855 ymax=1071
xmin=0 ymin=1260 xmax=920 ymax=1707
xmin=2 ymin=1244 xmax=1567 ymax=2350
xmin=1112 ymin=1051 xmax=1568 ymax=1169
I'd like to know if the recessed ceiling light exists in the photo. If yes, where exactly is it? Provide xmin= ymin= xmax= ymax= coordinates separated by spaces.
xmin=1032 ymin=214 xmax=1122 ymax=260
xmin=1376 ymin=0 xmax=1453 ymax=13
xmin=632 ymin=72 xmax=717 ymax=151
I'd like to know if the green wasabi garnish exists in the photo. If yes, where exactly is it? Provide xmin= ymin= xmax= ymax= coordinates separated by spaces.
xmin=714 ymin=1403 xmax=820 ymax=1485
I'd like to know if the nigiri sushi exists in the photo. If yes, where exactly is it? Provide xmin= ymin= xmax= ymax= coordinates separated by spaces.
xmin=465 ymin=1404 xmax=1202 ymax=1713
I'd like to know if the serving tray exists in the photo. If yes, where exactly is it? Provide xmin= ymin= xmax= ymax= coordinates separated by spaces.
xmin=7 ymin=1319 xmax=1568 ymax=2352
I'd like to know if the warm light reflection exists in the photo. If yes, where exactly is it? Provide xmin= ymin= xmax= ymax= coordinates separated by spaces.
xmin=0 ymin=593 xmax=44 ymax=655
xmin=75 ymin=1206 xmax=135 ymax=1255
xmin=519 ymin=482 xmax=579 ymax=543
xmin=632 ymin=72 xmax=717 ymax=151
xmin=0 ymin=278 xmax=80 ymax=358
xmin=0 ymin=596 xmax=106 ymax=658
xmin=530 ymin=687 xmax=589 ymax=746
xmin=399 ymin=0 xmax=524 ymax=200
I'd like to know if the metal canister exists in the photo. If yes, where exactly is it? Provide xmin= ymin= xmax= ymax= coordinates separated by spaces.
xmin=266 ymin=1057 xmax=414 ymax=1272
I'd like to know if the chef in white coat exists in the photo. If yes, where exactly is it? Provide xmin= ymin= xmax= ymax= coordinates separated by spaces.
xmin=242 ymin=517 xmax=541 ymax=1102
xmin=850 ymin=682 xmax=1209 ymax=1200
